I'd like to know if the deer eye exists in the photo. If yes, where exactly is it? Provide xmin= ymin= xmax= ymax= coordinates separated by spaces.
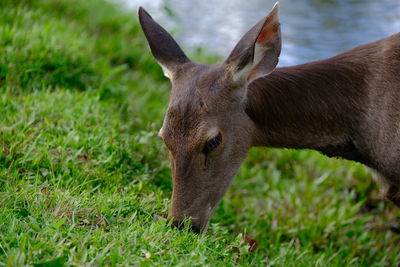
xmin=203 ymin=133 xmax=222 ymax=155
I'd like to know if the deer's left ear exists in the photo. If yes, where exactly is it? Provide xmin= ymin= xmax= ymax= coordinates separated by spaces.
xmin=138 ymin=7 xmax=190 ymax=79
xmin=226 ymin=2 xmax=281 ymax=85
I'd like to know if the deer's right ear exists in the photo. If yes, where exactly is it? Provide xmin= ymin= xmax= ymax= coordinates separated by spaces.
xmin=225 ymin=2 xmax=281 ymax=85
xmin=138 ymin=7 xmax=189 ymax=79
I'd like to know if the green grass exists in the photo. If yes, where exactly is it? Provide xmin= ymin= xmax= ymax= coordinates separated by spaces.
xmin=1 ymin=0 xmax=399 ymax=266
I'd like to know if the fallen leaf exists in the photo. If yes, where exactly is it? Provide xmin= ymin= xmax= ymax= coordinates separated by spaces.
xmin=155 ymin=249 xmax=168 ymax=255
xmin=262 ymin=257 xmax=270 ymax=263
xmin=153 ymin=215 xmax=165 ymax=221
xmin=1 ymin=142 xmax=8 ymax=156
xmin=244 ymin=234 xmax=258 ymax=253
xmin=271 ymin=219 xmax=278 ymax=231
xmin=80 ymin=219 xmax=90 ymax=225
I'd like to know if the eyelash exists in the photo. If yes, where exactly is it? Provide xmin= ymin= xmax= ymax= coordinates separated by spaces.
xmin=203 ymin=133 xmax=222 ymax=155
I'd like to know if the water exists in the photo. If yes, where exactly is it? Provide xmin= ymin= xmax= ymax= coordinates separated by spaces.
xmin=123 ymin=0 xmax=399 ymax=66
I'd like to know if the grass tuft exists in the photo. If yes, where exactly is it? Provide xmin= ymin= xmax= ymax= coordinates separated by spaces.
xmin=1 ymin=0 xmax=399 ymax=266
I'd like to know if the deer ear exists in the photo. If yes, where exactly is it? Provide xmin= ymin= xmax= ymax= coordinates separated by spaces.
xmin=138 ymin=7 xmax=190 ymax=79
xmin=226 ymin=2 xmax=281 ymax=84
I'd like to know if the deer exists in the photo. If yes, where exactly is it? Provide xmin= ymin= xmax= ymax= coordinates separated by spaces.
xmin=138 ymin=2 xmax=400 ymax=233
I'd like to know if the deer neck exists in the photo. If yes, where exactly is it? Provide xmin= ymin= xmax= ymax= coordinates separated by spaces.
xmin=245 ymin=53 xmax=370 ymax=159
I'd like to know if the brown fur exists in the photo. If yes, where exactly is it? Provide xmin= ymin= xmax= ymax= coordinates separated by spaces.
xmin=246 ymin=34 xmax=400 ymax=170
xmin=247 ymin=32 xmax=400 ymax=206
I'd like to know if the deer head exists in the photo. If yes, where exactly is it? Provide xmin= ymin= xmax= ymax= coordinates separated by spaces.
xmin=138 ymin=3 xmax=281 ymax=233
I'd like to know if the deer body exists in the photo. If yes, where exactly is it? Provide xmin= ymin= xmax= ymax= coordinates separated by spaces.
xmin=138 ymin=3 xmax=400 ymax=233
xmin=248 ymin=33 xmax=400 ymax=172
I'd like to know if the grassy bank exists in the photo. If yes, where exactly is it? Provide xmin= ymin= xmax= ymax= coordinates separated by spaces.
xmin=1 ymin=0 xmax=399 ymax=265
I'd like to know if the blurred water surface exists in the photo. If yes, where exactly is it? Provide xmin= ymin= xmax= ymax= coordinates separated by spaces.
xmin=123 ymin=0 xmax=400 ymax=66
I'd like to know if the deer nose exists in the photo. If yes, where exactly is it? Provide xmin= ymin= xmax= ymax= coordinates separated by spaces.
xmin=170 ymin=219 xmax=202 ymax=234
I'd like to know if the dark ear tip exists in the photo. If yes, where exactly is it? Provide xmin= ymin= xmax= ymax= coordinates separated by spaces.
xmin=137 ymin=6 xmax=151 ymax=21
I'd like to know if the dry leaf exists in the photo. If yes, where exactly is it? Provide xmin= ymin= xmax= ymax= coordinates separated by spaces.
xmin=155 ymin=249 xmax=168 ymax=255
xmin=244 ymin=234 xmax=258 ymax=253
xmin=81 ymin=219 xmax=90 ymax=225
xmin=271 ymin=219 xmax=278 ymax=231
xmin=1 ymin=142 xmax=8 ymax=156
xmin=262 ymin=257 xmax=270 ymax=263
xmin=153 ymin=215 xmax=165 ymax=221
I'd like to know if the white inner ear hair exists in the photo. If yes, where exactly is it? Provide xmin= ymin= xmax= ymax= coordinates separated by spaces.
xmin=159 ymin=63 xmax=173 ymax=79
xmin=253 ymin=43 xmax=267 ymax=67
xmin=232 ymin=63 xmax=253 ymax=84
